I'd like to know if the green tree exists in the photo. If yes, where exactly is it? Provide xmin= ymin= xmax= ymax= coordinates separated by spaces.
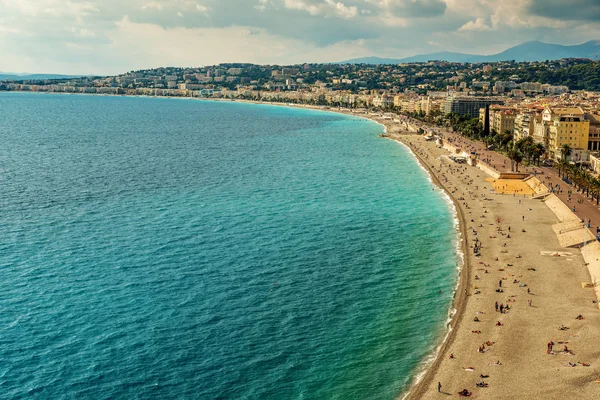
xmin=507 ymin=148 xmax=524 ymax=172
xmin=560 ymin=144 xmax=572 ymax=161
xmin=532 ymin=143 xmax=546 ymax=166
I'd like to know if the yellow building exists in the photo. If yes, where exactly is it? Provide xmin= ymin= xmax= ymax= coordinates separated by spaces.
xmin=490 ymin=106 xmax=517 ymax=134
xmin=479 ymin=105 xmax=517 ymax=134
xmin=545 ymin=107 xmax=590 ymax=159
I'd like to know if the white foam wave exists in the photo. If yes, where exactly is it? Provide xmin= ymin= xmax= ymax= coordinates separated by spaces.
xmin=391 ymin=138 xmax=466 ymax=400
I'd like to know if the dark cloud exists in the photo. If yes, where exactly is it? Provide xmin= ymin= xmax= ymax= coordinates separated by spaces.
xmin=528 ymin=0 xmax=600 ymax=21
xmin=384 ymin=0 xmax=447 ymax=18
xmin=111 ymin=1 xmax=380 ymax=46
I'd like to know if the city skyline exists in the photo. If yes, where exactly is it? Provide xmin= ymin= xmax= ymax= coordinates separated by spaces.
xmin=1 ymin=0 xmax=599 ymax=75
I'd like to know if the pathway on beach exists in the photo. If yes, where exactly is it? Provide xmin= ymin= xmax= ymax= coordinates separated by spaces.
xmin=434 ymin=125 xmax=600 ymax=235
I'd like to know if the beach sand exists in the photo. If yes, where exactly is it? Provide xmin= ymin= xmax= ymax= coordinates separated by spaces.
xmin=391 ymin=132 xmax=600 ymax=399
xmin=487 ymin=178 xmax=536 ymax=196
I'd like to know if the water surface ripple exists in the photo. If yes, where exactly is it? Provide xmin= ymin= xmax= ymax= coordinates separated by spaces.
xmin=0 ymin=93 xmax=458 ymax=399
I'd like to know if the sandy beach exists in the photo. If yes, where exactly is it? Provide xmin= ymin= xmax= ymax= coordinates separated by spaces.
xmin=367 ymin=129 xmax=600 ymax=400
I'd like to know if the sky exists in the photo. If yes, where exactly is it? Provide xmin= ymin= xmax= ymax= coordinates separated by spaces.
xmin=0 ymin=0 xmax=599 ymax=75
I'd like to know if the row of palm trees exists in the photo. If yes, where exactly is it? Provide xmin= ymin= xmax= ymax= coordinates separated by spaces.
xmin=514 ymin=136 xmax=546 ymax=166
xmin=556 ymin=159 xmax=600 ymax=205
xmin=406 ymin=111 xmax=559 ymax=173
xmin=408 ymin=110 xmax=600 ymax=205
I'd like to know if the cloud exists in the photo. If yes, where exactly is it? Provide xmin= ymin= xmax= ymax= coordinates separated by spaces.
xmin=374 ymin=0 xmax=447 ymax=18
xmin=106 ymin=16 xmax=370 ymax=68
xmin=0 ymin=0 xmax=597 ymax=74
xmin=458 ymin=17 xmax=491 ymax=31
xmin=255 ymin=0 xmax=270 ymax=11
xmin=528 ymin=0 xmax=600 ymax=22
xmin=283 ymin=0 xmax=358 ymax=18
xmin=142 ymin=2 xmax=164 ymax=10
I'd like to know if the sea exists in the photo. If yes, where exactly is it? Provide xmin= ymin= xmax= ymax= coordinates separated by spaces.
xmin=0 ymin=92 xmax=459 ymax=399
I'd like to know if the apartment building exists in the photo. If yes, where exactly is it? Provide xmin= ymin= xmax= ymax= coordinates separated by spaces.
xmin=444 ymin=96 xmax=504 ymax=118
xmin=544 ymin=107 xmax=590 ymax=159
xmin=587 ymin=113 xmax=600 ymax=151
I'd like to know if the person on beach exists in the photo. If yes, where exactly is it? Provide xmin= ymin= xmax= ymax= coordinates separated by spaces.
xmin=495 ymin=301 xmax=498 ymax=312
xmin=438 ymin=382 xmax=442 ymax=392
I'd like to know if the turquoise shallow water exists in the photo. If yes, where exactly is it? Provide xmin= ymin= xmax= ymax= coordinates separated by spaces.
xmin=0 ymin=93 xmax=459 ymax=399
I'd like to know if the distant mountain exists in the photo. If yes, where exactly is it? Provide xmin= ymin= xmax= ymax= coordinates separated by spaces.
xmin=339 ymin=40 xmax=600 ymax=64
xmin=0 ymin=73 xmax=85 ymax=81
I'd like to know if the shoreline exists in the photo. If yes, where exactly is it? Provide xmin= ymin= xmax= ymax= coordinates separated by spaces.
xmin=390 ymin=137 xmax=470 ymax=400
xmin=8 ymin=91 xmax=599 ymax=398
xmin=56 ymin=91 xmax=472 ymax=398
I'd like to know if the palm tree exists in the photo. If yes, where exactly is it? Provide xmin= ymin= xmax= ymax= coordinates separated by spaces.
xmin=561 ymin=144 xmax=572 ymax=161
xmin=497 ymin=130 xmax=513 ymax=151
xmin=507 ymin=147 xmax=524 ymax=172
xmin=516 ymin=137 xmax=535 ymax=163
xmin=557 ymin=159 xmax=569 ymax=179
xmin=532 ymin=143 xmax=545 ymax=166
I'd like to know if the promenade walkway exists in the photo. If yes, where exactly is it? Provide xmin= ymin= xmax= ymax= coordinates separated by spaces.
xmin=414 ymin=119 xmax=600 ymax=235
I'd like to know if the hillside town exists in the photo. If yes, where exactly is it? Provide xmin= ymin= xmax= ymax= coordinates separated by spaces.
xmin=2 ymin=59 xmax=600 ymax=167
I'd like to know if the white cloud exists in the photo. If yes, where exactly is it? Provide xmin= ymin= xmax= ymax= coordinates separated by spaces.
xmin=1 ymin=0 xmax=99 ymax=17
xmin=142 ymin=2 xmax=164 ymax=10
xmin=448 ymin=0 xmax=570 ymax=30
xmin=255 ymin=0 xmax=271 ymax=11
xmin=102 ymin=16 xmax=369 ymax=70
xmin=458 ymin=17 xmax=491 ymax=31
xmin=283 ymin=0 xmax=358 ymax=19
xmin=69 ymin=26 xmax=97 ymax=37
xmin=0 ymin=0 xmax=597 ymax=74
xmin=327 ymin=0 xmax=358 ymax=18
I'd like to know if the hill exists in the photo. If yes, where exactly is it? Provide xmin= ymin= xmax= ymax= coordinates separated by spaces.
xmin=339 ymin=40 xmax=600 ymax=64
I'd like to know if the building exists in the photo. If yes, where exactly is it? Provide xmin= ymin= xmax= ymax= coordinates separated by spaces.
xmin=372 ymin=94 xmax=394 ymax=108
xmin=586 ymin=113 xmax=600 ymax=151
xmin=513 ymin=111 xmax=539 ymax=141
xmin=491 ymin=106 xmax=517 ymax=135
xmin=521 ymin=82 xmax=543 ymax=92
xmin=590 ymin=152 xmax=600 ymax=175
xmin=443 ymin=96 xmax=504 ymax=118
xmin=544 ymin=107 xmax=590 ymax=159
xmin=480 ymin=105 xmax=517 ymax=135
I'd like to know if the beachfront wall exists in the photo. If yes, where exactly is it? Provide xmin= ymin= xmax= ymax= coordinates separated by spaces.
xmin=541 ymin=193 xmax=600 ymax=307
xmin=524 ymin=176 xmax=549 ymax=195
xmin=544 ymin=194 xmax=580 ymax=222
xmin=497 ymin=173 xmax=530 ymax=180
xmin=580 ymin=242 xmax=600 ymax=310
xmin=442 ymin=142 xmax=461 ymax=155
xmin=475 ymin=161 xmax=501 ymax=179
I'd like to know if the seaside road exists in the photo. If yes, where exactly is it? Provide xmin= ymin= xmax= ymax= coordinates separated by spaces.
xmin=424 ymin=123 xmax=600 ymax=240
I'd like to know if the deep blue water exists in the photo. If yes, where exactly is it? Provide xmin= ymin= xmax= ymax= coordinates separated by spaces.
xmin=0 ymin=93 xmax=459 ymax=399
